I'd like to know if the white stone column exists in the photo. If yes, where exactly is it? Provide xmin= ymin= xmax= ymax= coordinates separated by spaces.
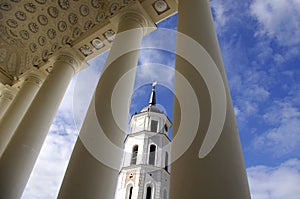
xmin=170 ymin=0 xmax=251 ymax=198
xmin=0 ymin=50 xmax=83 ymax=199
xmin=58 ymin=12 xmax=149 ymax=199
xmin=0 ymin=69 xmax=45 ymax=157
xmin=0 ymin=84 xmax=16 ymax=120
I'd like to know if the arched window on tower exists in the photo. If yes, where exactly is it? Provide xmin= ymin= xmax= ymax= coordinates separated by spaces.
xmin=146 ymin=186 xmax=152 ymax=199
xmin=163 ymin=189 xmax=168 ymax=199
xmin=126 ymin=185 xmax=133 ymax=199
xmin=131 ymin=145 xmax=138 ymax=165
xmin=165 ymin=152 xmax=169 ymax=172
xmin=149 ymin=144 xmax=156 ymax=165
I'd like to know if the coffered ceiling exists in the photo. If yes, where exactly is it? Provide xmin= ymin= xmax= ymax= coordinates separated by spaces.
xmin=0 ymin=0 xmax=177 ymax=85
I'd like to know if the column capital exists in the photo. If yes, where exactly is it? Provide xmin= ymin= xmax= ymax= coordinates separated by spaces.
xmin=18 ymin=68 xmax=46 ymax=87
xmin=120 ymin=12 xmax=148 ymax=29
xmin=110 ymin=1 xmax=156 ymax=35
xmin=50 ymin=46 xmax=88 ymax=73
xmin=0 ymin=84 xmax=17 ymax=101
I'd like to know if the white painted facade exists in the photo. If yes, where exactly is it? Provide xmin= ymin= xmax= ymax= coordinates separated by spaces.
xmin=115 ymin=86 xmax=171 ymax=199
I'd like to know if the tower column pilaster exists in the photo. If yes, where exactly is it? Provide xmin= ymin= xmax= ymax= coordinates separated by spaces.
xmin=170 ymin=0 xmax=251 ymax=198
xmin=0 ymin=49 xmax=84 ymax=199
xmin=0 ymin=69 xmax=46 ymax=157
xmin=0 ymin=84 xmax=16 ymax=120
xmin=58 ymin=11 xmax=151 ymax=199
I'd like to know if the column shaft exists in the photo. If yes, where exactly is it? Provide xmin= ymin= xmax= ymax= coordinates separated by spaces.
xmin=0 ymin=84 xmax=16 ymax=119
xmin=0 ymin=70 xmax=45 ymax=157
xmin=0 ymin=52 xmax=81 ymax=199
xmin=170 ymin=0 xmax=251 ymax=198
xmin=58 ymin=13 xmax=146 ymax=199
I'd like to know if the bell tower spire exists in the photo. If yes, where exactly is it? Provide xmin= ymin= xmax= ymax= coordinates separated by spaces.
xmin=149 ymin=81 xmax=157 ymax=106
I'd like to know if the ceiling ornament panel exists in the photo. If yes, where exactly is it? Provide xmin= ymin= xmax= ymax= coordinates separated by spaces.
xmin=15 ymin=11 xmax=27 ymax=21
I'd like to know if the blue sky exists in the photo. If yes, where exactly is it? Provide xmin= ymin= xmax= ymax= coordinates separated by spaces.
xmin=22 ymin=1 xmax=300 ymax=198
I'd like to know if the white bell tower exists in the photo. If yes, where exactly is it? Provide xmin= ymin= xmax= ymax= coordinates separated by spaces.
xmin=115 ymin=82 xmax=171 ymax=199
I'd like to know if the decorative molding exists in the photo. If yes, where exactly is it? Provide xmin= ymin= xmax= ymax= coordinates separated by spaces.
xmin=121 ymin=12 xmax=148 ymax=29
xmin=0 ymin=84 xmax=17 ymax=101
xmin=62 ymin=35 xmax=72 ymax=45
xmin=47 ymin=28 xmax=56 ymax=40
xmin=32 ymin=56 xmax=42 ymax=66
xmin=6 ymin=19 xmax=18 ymax=28
xmin=153 ymin=0 xmax=169 ymax=15
xmin=47 ymin=6 xmax=59 ymax=18
xmin=28 ymin=22 xmax=39 ymax=33
xmin=103 ymin=29 xmax=116 ymax=42
xmin=68 ymin=13 xmax=78 ymax=25
xmin=91 ymin=0 xmax=103 ymax=8
xmin=73 ymin=27 xmax=82 ymax=39
xmin=59 ymin=0 xmax=70 ymax=10
xmin=0 ymin=3 xmax=12 ymax=11
xmin=29 ymin=43 xmax=38 ymax=53
xmin=38 ymin=36 xmax=46 ymax=46
xmin=37 ymin=15 xmax=48 ymax=26
xmin=24 ymin=3 xmax=37 ymax=13
xmin=15 ymin=11 xmax=26 ymax=21
xmin=20 ymin=68 xmax=46 ymax=87
xmin=19 ymin=30 xmax=30 ymax=40
xmin=51 ymin=43 xmax=60 ymax=52
xmin=42 ymin=49 xmax=50 ymax=60
xmin=96 ymin=11 xmax=106 ymax=23
xmin=109 ymin=2 xmax=121 ymax=15
xmin=57 ymin=21 xmax=67 ymax=32
xmin=50 ymin=47 xmax=87 ymax=72
xmin=35 ymin=0 xmax=47 ymax=5
xmin=91 ymin=38 xmax=105 ymax=50
xmin=79 ymin=45 xmax=93 ymax=56
xmin=0 ymin=68 xmax=13 ymax=85
xmin=109 ymin=1 xmax=157 ymax=36
xmin=79 ymin=5 xmax=89 ymax=16
xmin=84 ymin=20 xmax=94 ymax=30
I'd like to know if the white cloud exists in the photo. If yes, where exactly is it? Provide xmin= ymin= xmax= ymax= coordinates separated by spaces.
xmin=22 ymin=99 xmax=78 ymax=199
xmin=247 ymin=159 xmax=300 ymax=199
xmin=211 ymin=1 xmax=229 ymax=30
xmin=22 ymin=55 xmax=106 ymax=199
xmin=21 ymin=76 xmax=74 ymax=199
xmin=22 ymin=125 xmax=77 ymax=199
xmin=263 ymin=102 xmax=300 ymax=124
xmin=246 ymin=85 xmax=270 ymax=102
xmin=231 ymin=74 xmax=270 ymax=122
xmin=253 ymin=101 xmax=300 ymax=156
xmin=250 ymin=0 xmax=300 ymax=46
xmin=234 ymin=106 xmax=240 ymax=117
xmin=130 ymin=63 xmax=175 ymax=113
xmin=135 ymin=63 xmax=174 ymax=89
xmin=141 ymin=28 xmax=176 ymax=53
